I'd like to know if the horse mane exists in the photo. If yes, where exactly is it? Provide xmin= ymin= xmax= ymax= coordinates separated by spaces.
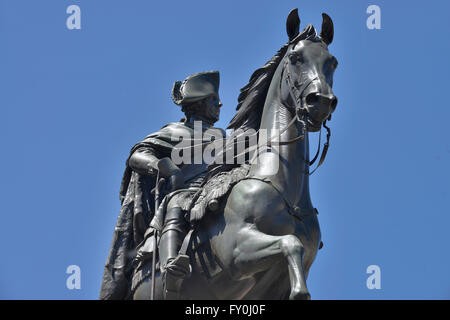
xmin=227 ymin=24 xmax=318 ymax=132
xmin=206 ymin=25 xmax=318 ymax=172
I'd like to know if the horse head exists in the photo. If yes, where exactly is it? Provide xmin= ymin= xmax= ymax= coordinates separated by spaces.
xmin=280 ymin=9 xmax=338 ymax=132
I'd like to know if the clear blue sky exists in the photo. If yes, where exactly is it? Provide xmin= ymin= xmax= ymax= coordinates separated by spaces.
xmin=1 ymin=0 xmax=449 ymax=299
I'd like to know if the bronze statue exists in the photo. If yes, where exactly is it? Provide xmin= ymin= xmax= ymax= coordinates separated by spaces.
xmin=100 ymin=71 xmax=225 ymax=299
xmin=101 ymin=9 xmax=338 ymax=300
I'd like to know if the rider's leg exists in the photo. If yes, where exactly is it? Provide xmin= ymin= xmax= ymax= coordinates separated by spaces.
xmin=158 ymin=206 xmax=191 ymax=299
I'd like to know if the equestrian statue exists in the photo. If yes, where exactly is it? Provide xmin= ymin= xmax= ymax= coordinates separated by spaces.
xmin=100 ymin=9 xmax=339 ymax=300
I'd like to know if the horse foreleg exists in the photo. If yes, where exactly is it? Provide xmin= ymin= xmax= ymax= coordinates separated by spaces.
xmin=232 ymin=227 xmax=310 ymax=300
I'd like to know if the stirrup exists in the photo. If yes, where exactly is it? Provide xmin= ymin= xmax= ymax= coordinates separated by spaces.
xmin=163 ymin=255 xmax=191 ymax=300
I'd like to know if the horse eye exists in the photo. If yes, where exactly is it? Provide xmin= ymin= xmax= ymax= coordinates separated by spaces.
xmin=289 ymin=54 xmax=301 ymax=64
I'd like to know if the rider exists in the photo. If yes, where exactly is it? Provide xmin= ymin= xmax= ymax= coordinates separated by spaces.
xmin=102 ymin=71 xmax=224 ymax=299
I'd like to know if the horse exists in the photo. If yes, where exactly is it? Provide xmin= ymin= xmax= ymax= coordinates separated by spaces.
xmin=133 ymin=9 xmax=338 ymax=300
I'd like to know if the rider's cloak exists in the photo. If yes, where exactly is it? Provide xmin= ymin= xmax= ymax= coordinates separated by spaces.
xmin=99 ymin=121 xmax=223 ymax=300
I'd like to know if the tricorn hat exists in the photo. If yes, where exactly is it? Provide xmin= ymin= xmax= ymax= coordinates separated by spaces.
xmin=172 ymin=71 xmax=220 ymax=105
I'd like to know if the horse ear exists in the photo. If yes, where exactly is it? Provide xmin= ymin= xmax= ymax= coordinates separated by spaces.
xmin=320 ymin=13 xmax=334 ymax=45
xmin=286 ymin=8 xmax=300 ymax=42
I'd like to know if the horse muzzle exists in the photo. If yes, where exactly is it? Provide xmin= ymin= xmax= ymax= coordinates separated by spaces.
xmin=304 ymin=92 xmax=337 ymax=130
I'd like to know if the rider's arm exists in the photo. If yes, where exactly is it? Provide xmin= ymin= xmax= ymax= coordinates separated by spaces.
xmin=128 ymin=147 xmax=185 ymax=190
xmin=128 ymin=147 xmax=160 ymax=176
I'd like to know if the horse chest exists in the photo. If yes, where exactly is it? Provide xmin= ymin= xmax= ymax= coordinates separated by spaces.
xmin=255 ymin=208 xmax=297 ymax=236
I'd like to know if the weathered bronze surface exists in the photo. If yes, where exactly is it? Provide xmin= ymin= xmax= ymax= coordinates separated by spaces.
xmin=100 ymin=9 xmax=338 ymax=300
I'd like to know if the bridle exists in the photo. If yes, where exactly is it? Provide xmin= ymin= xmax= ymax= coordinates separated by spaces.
xmin=265 ymin=57 xmax=332 ymax=175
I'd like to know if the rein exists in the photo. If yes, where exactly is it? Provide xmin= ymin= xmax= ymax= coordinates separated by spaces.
xmin=281 ymin=58 xmax=332 ymax=174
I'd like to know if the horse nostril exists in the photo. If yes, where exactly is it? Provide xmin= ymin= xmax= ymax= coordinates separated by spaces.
xmin=330 ymin=97 xmax=338 ymax=110
xmin=305 ymin=93 xmax=319 ymax=106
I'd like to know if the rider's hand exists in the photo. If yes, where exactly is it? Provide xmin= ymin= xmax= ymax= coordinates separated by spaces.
xmin=156 ymin=157 xmax=184 ymax=192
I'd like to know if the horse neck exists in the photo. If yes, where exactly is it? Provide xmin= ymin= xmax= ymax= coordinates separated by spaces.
xmin=249 ymin=61 xmax=313 ymax=208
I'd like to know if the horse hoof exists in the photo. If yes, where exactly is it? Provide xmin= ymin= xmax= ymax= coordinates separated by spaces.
xmin=289 ymin=289 xmax=311 ymax=300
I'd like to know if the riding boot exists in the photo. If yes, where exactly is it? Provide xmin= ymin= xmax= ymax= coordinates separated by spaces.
xmin=158 ymin=207 xmax=191 ymax=300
